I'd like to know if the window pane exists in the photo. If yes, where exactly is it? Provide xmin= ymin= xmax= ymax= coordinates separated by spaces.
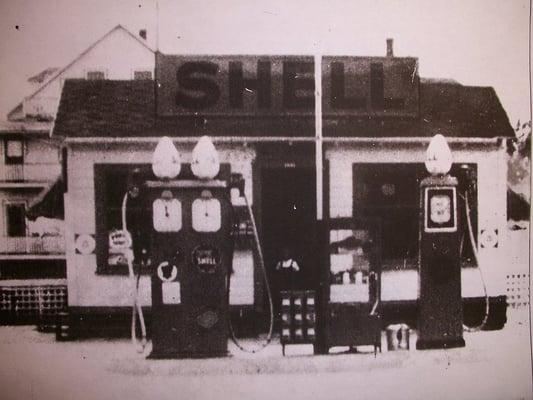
xmin=6 ymin=140 xmax=23 ymax=158
xmin=7 ymin=204 xmax=26 ymax=237
xmin=87 ymin=71 xmax=105 ymax=80
xmin=134 ymin=70 xmax=152 ymax=80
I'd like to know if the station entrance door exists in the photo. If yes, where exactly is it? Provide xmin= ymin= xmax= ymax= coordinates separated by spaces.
xmin=260 ymin=166 xmax=318 ymax=294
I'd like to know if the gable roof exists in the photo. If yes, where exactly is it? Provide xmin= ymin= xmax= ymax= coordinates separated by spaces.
xmin=6 ymin=102 xmax=24 ymax=121
xmin=28 ymin=67 xmax=60 ymax=84
xmin=52 ymin=78 xmax=514 ymax=139
xmin=6 ymin=24 xmax=154 ymax=122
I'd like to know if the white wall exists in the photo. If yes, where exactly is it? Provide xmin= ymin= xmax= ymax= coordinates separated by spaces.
xmin=65 ymin=142 xmax=255 ymax=307
xmin=24 ymin=139 xmax=60 ymax=164
xmin=325 ymin=141 xmax=509 ymax=297
xmin=23 ymin=28 xmax=154 ymax=119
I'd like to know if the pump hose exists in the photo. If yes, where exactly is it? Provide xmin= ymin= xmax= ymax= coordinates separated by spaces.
xmin=226 ymin=192 xmax=275 ymax=353
xmin=122 ymin=193 xmax=148 ymax=353
xmin=462 ymin=191 xmax=490 ymax=332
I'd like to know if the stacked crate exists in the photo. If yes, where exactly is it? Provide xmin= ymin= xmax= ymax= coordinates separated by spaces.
xmin=506 ymin=273 xmax=530 ymax=309
xmin=0 ymin=285 xmax=67 ymax=325
xmin=280 ymin=290 xmax=316 ymax=355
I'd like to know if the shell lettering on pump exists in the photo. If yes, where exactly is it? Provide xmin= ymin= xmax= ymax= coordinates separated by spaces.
xmin=152 ymin=136 xmax=181 ymax=179
xmin=191 ymin=136 xmax=220 ymax=180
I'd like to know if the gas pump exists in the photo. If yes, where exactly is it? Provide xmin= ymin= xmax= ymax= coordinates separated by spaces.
xmin=123 ymin=136 xmax=274 ymax=358
xmin=417 ymin=134 xmax=465 ymax=349
xmin=145 ymin=179 xmax=233 ymax=358
xmin=141 ymin=136 xmax=234 ymax=358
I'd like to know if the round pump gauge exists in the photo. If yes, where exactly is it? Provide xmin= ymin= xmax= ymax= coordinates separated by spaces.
xmin=430 ymin=194 xmax=451 ymax=224
xmin=424 ymin=187 xmax=457 ymax=232
xmin=153 ymin=193 xmax=182 ymax=232
xmin=192 ymin=191 xmax=221 ymax=232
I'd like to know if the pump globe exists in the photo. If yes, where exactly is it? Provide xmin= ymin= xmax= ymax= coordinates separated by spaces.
xmin=191 ymin=136 xmax=220 ymax=180
xmin=152 ymin=136 xmax=181 ymax=179
xmin=425 ymin=134 xmax=452 ymax=175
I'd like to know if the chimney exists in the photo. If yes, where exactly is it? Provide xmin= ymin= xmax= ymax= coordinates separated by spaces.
xmin=386 ymin=38 xmax=394 ymax=57
xmin=139 ymin=29 xmax=147 ymax=40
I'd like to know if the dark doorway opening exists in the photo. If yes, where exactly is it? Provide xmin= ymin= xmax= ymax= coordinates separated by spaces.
xmin=260 ymin=167 xmax=318 ymax=293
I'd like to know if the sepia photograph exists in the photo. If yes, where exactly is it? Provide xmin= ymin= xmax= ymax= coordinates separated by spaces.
xmin=0 ymin=1 xmax=531 ymax=399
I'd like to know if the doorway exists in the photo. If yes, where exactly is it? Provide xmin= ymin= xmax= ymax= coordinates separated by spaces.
xmin=260 ymin=166 xmax=317 ymax=292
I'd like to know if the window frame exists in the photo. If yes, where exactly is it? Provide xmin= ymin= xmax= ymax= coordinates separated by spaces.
xmin=93 ymin=163 xmax=231 ymax=275
xmin=86 ymin=69 xmax=107 ymax=80
xmin=133 ymin=69 xmax=153 ymax=80
xmin=4 ymin=138 xmax=24 ymax=165
xmin=4 ymin=201 xmax=27 ymax=237
xmin=352 ymin=162 xmax=478 ymax=266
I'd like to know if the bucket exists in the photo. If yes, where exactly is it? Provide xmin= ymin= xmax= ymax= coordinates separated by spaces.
xmin=386 ymin=323 xmax=410 ymax=351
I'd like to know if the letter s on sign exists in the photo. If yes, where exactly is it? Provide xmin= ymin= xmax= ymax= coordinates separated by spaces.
xmin=175 ymin=62 xmax=221 ymax=110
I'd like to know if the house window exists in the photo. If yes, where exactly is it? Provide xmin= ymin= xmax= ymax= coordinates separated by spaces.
xmin=86 ymin=70 xmax=105 ymax=80
xmin=133 ymin=70 xmax=152 ymax=80
xmin=4 ymin=139 xmax=24 ymax=164
xmin=6 ymin=203 xmax=26 ymax=237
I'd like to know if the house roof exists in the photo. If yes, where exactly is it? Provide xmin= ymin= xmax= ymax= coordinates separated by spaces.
xmin=0 ymin=120 xmax=52 ymax=135
xmin=28 ymin=67 xmax=60 ymax=84
xmin=26 ymin=25 xmax=153 ymax=102
xmin=6 ymin=24 xmax=154 ymax=122
xmin=52 ymin=78 xmax=514 ymax=139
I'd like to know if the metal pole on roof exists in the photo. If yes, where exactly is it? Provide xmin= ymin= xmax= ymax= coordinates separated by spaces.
xmin=156 ymin=0 xmax=159 ymax=52
xmin=314 ymin=54 xmax=323 ymax=221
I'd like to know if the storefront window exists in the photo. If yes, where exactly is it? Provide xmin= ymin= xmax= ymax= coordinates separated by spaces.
xmin=353 ymin=163 xmax=477 ymax=269
xmin=93 ymin=162 xmax=232 ymax=274
xmin=94 ymin=164 xmax=151 ymax=274
xmin=329 ymin=228 xmax=372 ymax=302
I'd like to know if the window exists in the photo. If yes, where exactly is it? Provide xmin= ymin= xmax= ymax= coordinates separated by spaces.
xmin=94 ymin=164 xmax=151 ymax=274
xmin=94 ymin=163 xmax=231 ymax=274
xmin=86 ymin=70 xmax=105 ymax=80
xmin=4 ymin=139 xmax=24 ymax=164
xmin=353 ymin=163 xmax=477 ymax=266
xmin=6 ymin=203 xmax=26 ymax=237
xmin=133 ymin=70 xmax=152 ymax=80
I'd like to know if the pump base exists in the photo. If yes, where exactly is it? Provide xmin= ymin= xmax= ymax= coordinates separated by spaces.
xmin=147 ymin=350 xmax=229 ymax=359
xmin=416 ymin=337 xmax=465 ymax=350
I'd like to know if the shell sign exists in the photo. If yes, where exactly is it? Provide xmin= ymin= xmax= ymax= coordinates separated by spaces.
xmin=155 ymin=53 xmax=419 ymax=118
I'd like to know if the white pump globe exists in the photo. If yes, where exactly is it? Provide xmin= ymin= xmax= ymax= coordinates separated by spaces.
xmin=191 ymin=136 xmax=220 ymax=180
xmin=425 ymin=134 xmax=452 ymax=175
xmin=152 ymin=136 xmax=181 ymax=179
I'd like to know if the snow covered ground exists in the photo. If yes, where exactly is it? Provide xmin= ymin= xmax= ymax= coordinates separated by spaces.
xmin=0 ymin=227 xmax=530 ymax=400
xmin=0 ymin=307 xmax=531 ymax=400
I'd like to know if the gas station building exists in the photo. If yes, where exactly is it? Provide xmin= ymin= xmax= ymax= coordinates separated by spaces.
xmin=49 ymin=49 xmax=514 ymax=336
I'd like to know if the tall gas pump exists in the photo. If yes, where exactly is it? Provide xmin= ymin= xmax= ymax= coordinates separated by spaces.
xmin=417 ymin=134 xmax=465 ymax=349
xmin=141 ymin=136 xmax=234 ymax=358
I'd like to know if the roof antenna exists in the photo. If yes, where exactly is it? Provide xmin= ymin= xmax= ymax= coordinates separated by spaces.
xmin=156 ymin=0 xmax=160 ymax=52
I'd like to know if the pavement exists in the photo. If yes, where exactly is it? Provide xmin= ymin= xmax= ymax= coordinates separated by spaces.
xmin=0 ymin=308 xmax=531 ymax=400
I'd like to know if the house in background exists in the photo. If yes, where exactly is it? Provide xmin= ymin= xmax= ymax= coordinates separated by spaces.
xmin=0 ymin=25 xmax=154 ymax=323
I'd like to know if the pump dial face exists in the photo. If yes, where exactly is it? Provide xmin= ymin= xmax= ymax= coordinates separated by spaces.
xmin=153 ymin=198 xmax=182 ymax=232
xmin=424 ymin=187 xmax=457 ymax=232
xmin=429 ymin=194 xmax=451 ymax=224
xmin=192 ymin=197 xmax=221 ymax=232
